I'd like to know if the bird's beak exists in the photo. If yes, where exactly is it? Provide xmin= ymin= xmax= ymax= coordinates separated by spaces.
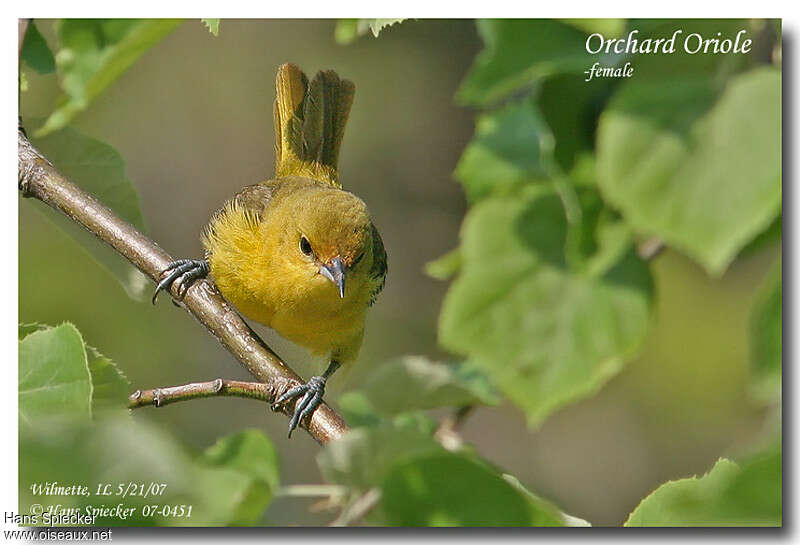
xmin=320 ymin=256 xmax=346 ymax=299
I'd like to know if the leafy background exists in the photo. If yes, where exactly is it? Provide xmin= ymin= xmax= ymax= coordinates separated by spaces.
xmin=19 ymin=19 xmax=780 ymax=526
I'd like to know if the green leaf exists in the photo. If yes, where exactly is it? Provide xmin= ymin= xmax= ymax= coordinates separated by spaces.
xmin=337 ymin=391 xmax=385 ymax=428
xmin=455 ymin=97 xmax=555 ymax=202
xmin=750 ymin=259 xmax=782 ymax=403
xmin=537 ymin=74 xmax=610 ymax=172
xmin=625 ymin=448 xmax=781 ymax=526
xmin=21 ymin=21 xmax=56 ymax=74
xmin=36 ymin=19 xmax=182 ymax=136
xmin=502 ymin=474 xmax=591 ymax=526
xmin=21 ymin=416 xmax=279 ymax=526
xmin=337 ymin=392 xmax=439 ymax=435
xmin=425 ymin=248 xmax=461 ymax=280
xmin=359 ymin=356 xmax=499 ymax=415
xmin=19 ymin=323 xmax=92 ymax=429
xmin=597 ymin=67 xmax=781 ymax=275
xmin=457 ymin=19 xmax=606 ymax=106
xmin=18 ymin=322 xmax=129 ymax=419
xmin=31 ymin=126 xmax=149 ymax=299
xmin=196 ymin=430 xmax=280 ymax=525
xmin=318 ymin=425 xmax=443 ymax=490
xmin=335 ymin=19 xmax=405 ymax=44
xmin=201 ymin=19 xmax=219 ymax=36
xmin=439 ymin=187 xmax=652 ymax=425
xmin=19 ymin=322 xmax=47 ymax=340
xmin=334 ymin=19 xmax=360 ymax=45
xmin=86 ymin=345 xmax=130 ymax=415
xmin=381 ymin=453 xmax=564 ymax=526
xmin=202 ymin=429 xmax=280 ymax=492
xmin=368 ymin=19 xmax=404 ymax=38
xmin=629 ymin=20 xmax=752 ymax=81
xmin=560 ymin=18 xmax=626 ymax=38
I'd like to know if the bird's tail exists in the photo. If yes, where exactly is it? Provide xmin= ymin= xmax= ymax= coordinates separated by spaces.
xmin=273 ymin=63 xmax=355 ymax=188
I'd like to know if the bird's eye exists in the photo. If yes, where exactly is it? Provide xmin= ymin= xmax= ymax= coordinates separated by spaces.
xmin=299 ymin=236 xmax=313 ymax=256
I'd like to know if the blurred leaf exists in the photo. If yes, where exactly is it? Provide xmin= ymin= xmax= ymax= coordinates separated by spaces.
xmin=625 ymin=447 xmax=781 ymax=526
xmin=439 ymin=187 xmax=652 ymax=425
xmin=337 ymin=392 xmax=439 ymax=435
xmin=36 ymin=19 xmax=182 ymax=136
xmin=318 ymin=425 xmax=443 ymax=489
xmin=86 ymin=345 xmax=130 ymax=415
xmin=502 ymin=474 xmax=591 ymax=526
xmin=334 ymin=19 xmax=360 ymax=45
xmin=740 ymin=215 xmax=781 ymax=257
xmin=20 ymin=71 xmax=29 ymax=92
xmin=337 ymin=391 xmax=385 ymax=428
xmin=538 ymin=74 xmax=610 ymax=172
xmin=360 ymin=356 xmax=499 ymax=415
xmin=381 ymin=453 xmax=564 ymax=526
xmin=18 ymin=322 xmax=47 ymax=340
xmin=202 ymin=429 xmax=280 ymax=491
xmin=457 ymin=19 xmax=610 ymax=106
xmin=335 ymin=19 xmax=404 ymax=44
xmin=23 ymin=416 xmax=196 ymax=526
xmin=21 ymin=21 xmax=55 ymax=74
xmin=455 ymin=97 xmax=554 ymax=202
xmin=369 ymin=19 xmax=405 ymax=37
xmin=565 ymin=186 xmax=633 ymax=276
xmin=19 ymin=323 xmax=92 ymax=429
xmin=629 ymin=20 xmax=752 ymax=81
xmin=32 ymin=125 xmax=149 ymax=299
xmin=560 ymin=19 xmax=626 ymax=38
xmin=425 ymin=248 xmax=461 ymax=280
xmin=597 ymin=68 xmax=781 ymax=275
xmin=196 ymin=430 xmax=280 ymax=525
xmin=201 ymin=19 xmax=219 ymax=36
xmin=750 ymin=259 xmax=782 ymax=404
xmin=22 ymin=417 xmax=280 ymax=526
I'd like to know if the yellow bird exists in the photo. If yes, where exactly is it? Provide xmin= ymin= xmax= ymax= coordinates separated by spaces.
xmin=153 ymin=63 xmax=387 ymax=436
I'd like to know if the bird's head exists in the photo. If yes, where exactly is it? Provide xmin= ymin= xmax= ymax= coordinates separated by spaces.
xmin=278 ymin=187 xmax=374 ymax=300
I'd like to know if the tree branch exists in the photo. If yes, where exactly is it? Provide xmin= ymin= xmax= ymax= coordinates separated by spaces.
xmin=18 ymin=129 xmax=347 ymax=445
xmin=128 ymin=378 xmax=270 ymax=408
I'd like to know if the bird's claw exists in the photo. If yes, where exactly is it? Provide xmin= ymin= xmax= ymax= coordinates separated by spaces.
xmin=272 ymin=375 xmax=327 ymax=438
xmin=152 ymin=259 xmax=209 ymax=304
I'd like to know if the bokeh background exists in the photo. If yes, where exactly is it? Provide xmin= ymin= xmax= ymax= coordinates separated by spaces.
xmin=19 ymin=19 xmax=778 ymax=525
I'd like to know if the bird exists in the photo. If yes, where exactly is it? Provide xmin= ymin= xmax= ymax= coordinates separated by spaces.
xmin=152 ymin=63 xmax=387 ymax=437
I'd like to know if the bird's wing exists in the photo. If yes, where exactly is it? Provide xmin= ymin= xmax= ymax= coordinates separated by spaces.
xmin=231 ymin=183 xmax=276 ymax=221
xmin=368 ymin=223 xmax=387 ymax=306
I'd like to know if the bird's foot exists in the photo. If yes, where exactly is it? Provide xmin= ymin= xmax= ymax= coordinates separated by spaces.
xmin=272 ymin=375 xmax=328 ymax=438
xmin=152 ymin=259 xmax=209 ymax=304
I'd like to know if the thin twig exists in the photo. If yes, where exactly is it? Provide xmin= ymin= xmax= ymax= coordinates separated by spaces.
xmin=18 ymin=129 xmax=347 ymax=445
xmin=637 ymin=237 xmax=666 ymax=261
xmin=329 ymin=488 xmax=382 ymax=527
xmin=276 ymin=485 xmax=348 ymax=498
xmin=434 ymin=405 xmax=474 ymax=451
xmin=128 ymin=378 xmax=269 ymax=409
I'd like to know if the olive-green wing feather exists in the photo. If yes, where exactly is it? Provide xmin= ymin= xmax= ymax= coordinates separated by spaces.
xmin=368 ymin=223 xmax=387 ymax=306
